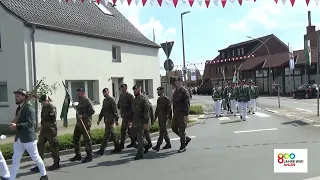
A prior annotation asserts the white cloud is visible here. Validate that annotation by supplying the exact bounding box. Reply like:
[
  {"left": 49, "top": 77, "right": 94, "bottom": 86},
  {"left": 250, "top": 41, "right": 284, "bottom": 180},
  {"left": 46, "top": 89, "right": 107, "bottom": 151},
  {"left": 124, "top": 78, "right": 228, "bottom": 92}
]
[
  {"left": 116, "top": 4, "right": 176, "bottom": 42},
  {"left": 228, "top": 0, "right": 320, "bottom": 31}
]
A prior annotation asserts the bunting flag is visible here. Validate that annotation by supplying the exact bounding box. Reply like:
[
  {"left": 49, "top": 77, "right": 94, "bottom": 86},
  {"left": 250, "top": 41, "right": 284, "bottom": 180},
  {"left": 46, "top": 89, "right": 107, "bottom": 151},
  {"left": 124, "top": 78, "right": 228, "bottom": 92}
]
[{"left": 52, "top": 0, "right": 318, "bottom": 7}]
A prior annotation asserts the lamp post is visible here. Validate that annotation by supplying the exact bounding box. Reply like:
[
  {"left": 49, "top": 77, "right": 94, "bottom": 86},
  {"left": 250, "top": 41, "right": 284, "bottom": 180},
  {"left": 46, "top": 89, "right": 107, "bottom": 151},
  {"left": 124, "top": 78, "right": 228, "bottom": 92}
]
[
  {"left": 181, "top": 11, "right": 190, "bottom": 83},
  {"left": 247, "top": 36, "right": 272, "bottom": 95}
]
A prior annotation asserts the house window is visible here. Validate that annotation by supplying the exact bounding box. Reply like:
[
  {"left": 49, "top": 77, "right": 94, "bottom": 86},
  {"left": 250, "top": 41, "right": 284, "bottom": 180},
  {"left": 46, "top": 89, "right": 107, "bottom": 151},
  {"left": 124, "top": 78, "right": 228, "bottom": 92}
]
[
  {"left": 112, "top": 45, "right": 121, "bottom": 62},
  {"left": 216, "top": 67, "right": 219, "bottom": 74},
  {"left": 232, "top": 50, "right": 235, "bottom": 57},
  {"left": 94, "top": 2, "right": 113, "bottom": 15},
  {"left": 241, "top": 48, "right": 244, "bottom": 55},
  {"left": 65, "top": 80, "right": 99, "bottom": 104},
  {"left": 221, "top": 52, "right": 225, "bottom": 59},
  {"left": 220, "top": 67, "right": 224, "bottom": 73},
  {"left": 134, "top": 79, "right": 154, "bottom": 98},
  {"left": 237, "top": 48, "right": 241, "bottom": 56},
  {"left": 0, "top": 82, "right": 8, "bottom": 104}
]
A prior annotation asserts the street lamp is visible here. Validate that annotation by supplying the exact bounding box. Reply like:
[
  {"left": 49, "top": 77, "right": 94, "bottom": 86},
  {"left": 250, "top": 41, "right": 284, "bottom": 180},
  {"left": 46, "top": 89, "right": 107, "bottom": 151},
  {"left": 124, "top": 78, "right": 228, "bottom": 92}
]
[
  {"left": 247, "top": 36, "right": 272, "bottom": 95},
  {"left": 181, "top": 11, "right": 190, "bottom": 83}
]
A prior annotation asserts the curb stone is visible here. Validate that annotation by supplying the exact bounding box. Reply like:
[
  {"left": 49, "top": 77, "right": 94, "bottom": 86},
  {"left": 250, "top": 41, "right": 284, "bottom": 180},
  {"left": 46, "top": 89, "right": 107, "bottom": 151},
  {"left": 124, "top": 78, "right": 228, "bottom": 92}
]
[
  {"left": 264, "top": 108, "right": 316, "bottom": 124},
  {"left": 5, "top": 116, "right": 201, "bottom": 165}
]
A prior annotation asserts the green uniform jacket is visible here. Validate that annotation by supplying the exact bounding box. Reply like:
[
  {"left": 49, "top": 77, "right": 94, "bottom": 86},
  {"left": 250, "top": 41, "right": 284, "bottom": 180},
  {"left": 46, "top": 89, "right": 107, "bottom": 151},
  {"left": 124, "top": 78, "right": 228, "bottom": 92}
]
[
  {"left": 223, "top": 86, "right": 230, "bottom": 100},
  {"left": 229, "top": 87, "right": 237, "bottom": 100},
  {"left": 76, "top": 97, "right": 95, "bottom": 126},
  {"left": 237, "top": 85, "right": 251, "bottom": 102},
  {"left": 132, "top": 94, "right": 150, "bottom": 127},
  {"left": 212, "top": 87, "right": 222, "bottom": 101},
  {"left": 249, "top": 86, "right": 256, "bottom": 99},
  {"left": 254, "top": 86, "right": 259, "bottom": 98},
  {"left": 15, "top": 103, "right": 37, "bottom": 143},
  {"left": 99, "top": 96, "right": 119, "bottom": 126},
  {"left": 172, "top": 87, "right": 190, "bottom": 116},
  {"left": 117, "top": 92, "right": 134, "bottom": 119},
  {"left": 155, "top": 95, "right": 172, "bottom": 121},
  {"left": 40, "top": 102, "right": 57, "bottom": 134}
]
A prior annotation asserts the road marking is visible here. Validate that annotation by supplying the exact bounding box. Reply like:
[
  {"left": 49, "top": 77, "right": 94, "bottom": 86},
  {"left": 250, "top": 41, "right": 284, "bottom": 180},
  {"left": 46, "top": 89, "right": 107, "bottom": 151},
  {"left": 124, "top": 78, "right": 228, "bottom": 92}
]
[
  {"left": 265, "top": 108, "right": 279, "bottom": 114},
  {"left": 314, "top": 125, "right": 320, "bottom": 127},
  {"left": 219, "top": 117, "right": 231, "bottom": 121},
  {"left": 233, "top": 128, "right": 278, "bottom": 134},
  {"left": 151, "top": 136, "right": 196, "bottom": 143},
  {"left": 253, "top": 112, "right": 271, "bottom": 117},
  {"left": 296, "top": 108, "right": 313, "bottom": 113},
  {"left": 237, "top": 116, "right": 250, "bottom": 119}
]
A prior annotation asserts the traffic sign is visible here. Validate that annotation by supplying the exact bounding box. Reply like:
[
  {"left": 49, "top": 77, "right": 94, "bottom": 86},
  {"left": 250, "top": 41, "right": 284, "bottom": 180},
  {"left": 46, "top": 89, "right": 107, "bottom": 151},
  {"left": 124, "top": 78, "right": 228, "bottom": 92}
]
[
  {"left": 164, "top": 59, "right": 174, "bottom": 72},
  {"left": 160, "top": 41, "right": 174, "bottom": 58}
]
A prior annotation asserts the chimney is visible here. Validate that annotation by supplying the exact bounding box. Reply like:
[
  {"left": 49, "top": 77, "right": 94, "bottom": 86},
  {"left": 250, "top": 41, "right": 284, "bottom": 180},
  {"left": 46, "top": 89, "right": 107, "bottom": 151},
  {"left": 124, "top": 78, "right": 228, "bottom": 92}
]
[{"left": 308, "top": 11, "right": 311, "bottom": 26}]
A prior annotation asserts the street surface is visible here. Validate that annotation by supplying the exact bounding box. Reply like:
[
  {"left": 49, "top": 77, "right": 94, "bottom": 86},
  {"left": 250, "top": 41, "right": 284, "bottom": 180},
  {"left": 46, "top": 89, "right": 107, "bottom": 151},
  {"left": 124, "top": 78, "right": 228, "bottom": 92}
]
[{"left": 9, "top": 95, "right": 320, "bottom": 179}]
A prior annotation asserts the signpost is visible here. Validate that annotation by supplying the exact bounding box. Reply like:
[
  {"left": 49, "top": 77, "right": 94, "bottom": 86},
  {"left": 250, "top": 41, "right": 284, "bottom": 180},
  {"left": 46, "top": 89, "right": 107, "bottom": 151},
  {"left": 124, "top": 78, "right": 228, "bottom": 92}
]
[{"left": 160, "top": 41, "right": 174, "bottom": 98}]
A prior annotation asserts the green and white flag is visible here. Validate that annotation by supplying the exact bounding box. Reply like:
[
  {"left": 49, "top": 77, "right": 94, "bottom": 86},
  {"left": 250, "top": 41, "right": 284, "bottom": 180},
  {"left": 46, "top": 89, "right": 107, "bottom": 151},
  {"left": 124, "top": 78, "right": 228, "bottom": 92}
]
[{"left": 304, "top": 40, "right": 311, "bottom": 66}]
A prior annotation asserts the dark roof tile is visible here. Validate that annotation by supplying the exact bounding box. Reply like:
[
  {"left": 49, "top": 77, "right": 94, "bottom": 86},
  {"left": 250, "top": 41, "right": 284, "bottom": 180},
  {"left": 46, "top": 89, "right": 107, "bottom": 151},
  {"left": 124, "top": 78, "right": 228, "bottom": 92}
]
[
  {"left": 239, "top": 55, "right": 266, "bottom": 71},
  {"left": 0, "top": 0, "right": 159, "bottom": 48},
  {"left": 294, "top": 49, "right": 317, "bottom": 65}
]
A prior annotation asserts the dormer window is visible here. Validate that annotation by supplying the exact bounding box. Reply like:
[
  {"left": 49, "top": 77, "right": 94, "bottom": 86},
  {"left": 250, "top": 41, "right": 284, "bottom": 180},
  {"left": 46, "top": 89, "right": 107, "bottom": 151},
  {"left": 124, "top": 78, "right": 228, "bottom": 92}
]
[
  {"left": 232, "top": 50, "right": 235, "bottom": 57},
  {"left": 221, "top": 52, "right": 225, "bottom": 59},
  {"left": 237, "top": 48, "right": 241, "bottom": 56},
  {"left": 241, "top": 48, "right": 244, "bottom": 55},
  {"left": 94, "top": 2, "right": 113, "bottom": 15}
]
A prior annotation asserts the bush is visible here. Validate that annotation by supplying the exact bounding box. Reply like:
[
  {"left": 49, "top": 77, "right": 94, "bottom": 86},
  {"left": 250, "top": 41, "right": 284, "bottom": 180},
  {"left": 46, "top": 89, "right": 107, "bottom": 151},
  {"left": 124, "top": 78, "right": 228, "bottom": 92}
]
[
  {"left": 189, "top": 105, "right": 204, "bottom": 115},
  {"left": 0, "top": 121, "right": 190, "bottom": 160}
]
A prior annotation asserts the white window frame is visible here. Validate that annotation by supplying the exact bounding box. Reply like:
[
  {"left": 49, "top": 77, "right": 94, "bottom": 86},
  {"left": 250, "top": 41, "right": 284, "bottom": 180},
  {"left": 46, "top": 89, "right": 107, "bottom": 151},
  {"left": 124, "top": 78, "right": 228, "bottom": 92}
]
[
  {"left": 112, "top": 45, "right": 121, "bottom": 62},
  {"left": 93, "top": 2, "right": 113, "bottom": 15},
  {"left": 241, "top": 47, "right": 244, "bottom": 55},
  {"left": 65, "top": 80, "right": 100, "bottom": 105},
  {"left": 0, "top": 82, "right": 8, "bottom": 106},
  {"left": 232, "top": 50, "right": 235, "bottom": 57},
  {"left": 134, "top": 79, "right": 153, "bottom": 98},
  {"left": 237, "top": 48, "right": 241, "bottom": 56}
]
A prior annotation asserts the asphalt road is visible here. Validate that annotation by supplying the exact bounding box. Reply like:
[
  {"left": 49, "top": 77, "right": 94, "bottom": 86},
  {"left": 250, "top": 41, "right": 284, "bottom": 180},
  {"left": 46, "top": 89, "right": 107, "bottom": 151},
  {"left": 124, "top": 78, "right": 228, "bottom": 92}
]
[{"left": 10, "top": 96, "right": 320, "bottom": 180}]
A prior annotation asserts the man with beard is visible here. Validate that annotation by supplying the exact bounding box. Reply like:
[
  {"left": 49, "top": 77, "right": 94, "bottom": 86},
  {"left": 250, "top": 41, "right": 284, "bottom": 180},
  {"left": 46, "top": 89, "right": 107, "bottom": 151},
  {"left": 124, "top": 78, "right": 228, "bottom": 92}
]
[
  {"left": 95, "top": 88, "right": 121, "bottom": 156},
  {"left": 172, "top": 78, "right": 191, "bottom": 153},
  {"left": 9, "top": 89, "right": 48, "bottom": 180},
  {"left": 117, "top": 84, "right": 136, "bottom": 150},
  {"left": 69, "top": 88, "right": 95, "bottom": 163},
  {"left": 152, "top": 87, "right": 172, "bottom": 151},
  {"left": 30, "top": 95, "right": 60, "bottom": 173},
  {"left": 131, "top": 85, "right": 151, "bottom": 160}
]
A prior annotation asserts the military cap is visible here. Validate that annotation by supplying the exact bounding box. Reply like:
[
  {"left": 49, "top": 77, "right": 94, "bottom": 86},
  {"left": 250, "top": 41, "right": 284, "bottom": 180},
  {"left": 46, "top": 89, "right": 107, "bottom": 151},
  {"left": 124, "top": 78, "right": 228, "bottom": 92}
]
[
  {"left": 76, "top": 88, "right": 85, "bottom": 92},
  {"left": 132, "top": 84, "right": 141, "bottom": 90},
  {"left": 249, "top": 79, "right": 254, "bottom": 83},
  {"left": 157, "top": 87, "right": 164, "bottom": 91},
  {"left": 39, "top": 94, "right": 48, "bottom": 102},
  {"left": 102, "top": 88, "right": 109, "bottom": 92},
  {"left": 13, "top": 88, "right": 28, "bottom": 96},
  {"left": 173, "top": 77, "right": 182, "bottom": 82},
  {"left": 120, "top": 84, "right": 127, "bottom": 88}
]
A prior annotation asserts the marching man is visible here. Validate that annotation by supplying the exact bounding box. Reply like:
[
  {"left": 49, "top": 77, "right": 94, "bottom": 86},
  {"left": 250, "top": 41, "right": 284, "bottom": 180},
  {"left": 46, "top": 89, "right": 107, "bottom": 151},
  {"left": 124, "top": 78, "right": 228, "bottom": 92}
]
[
  {"left": 9, "top": 89, "right": 48, "bottom": 180},
  {"left": 212, "top": 83, "right": 223, "bottom": 118},
  {"left": 248, "top": 80, "right": 258, "bottom": 114},
  {"left": 236, "top": 80, "right": 251, "bottom": 121},
  {"left": 229, "top": 83, "right": 237, "bottom": 116}
]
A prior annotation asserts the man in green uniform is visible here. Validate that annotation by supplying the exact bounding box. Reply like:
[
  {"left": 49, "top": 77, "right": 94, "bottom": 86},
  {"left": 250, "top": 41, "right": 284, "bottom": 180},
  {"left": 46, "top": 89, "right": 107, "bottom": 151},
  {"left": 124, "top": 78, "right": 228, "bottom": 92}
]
[
  {"left": 172, "top": 78, "right": 191, "bottom": 153},
  {"left": 236, "top": 80, "right": 251, "bottom": 121},
  {"left": 30, "top": 95, "right": 60, "bottom": 172},
  {"left": 69, "top": 88, "right": 95, "bottom": 163},
  {"left": 95, "top": 88, "right": 121, "bottom": 156},
  {"left": 212, "top": 83, "right": 223, "bottom": 118},
  {"left": 131, "top": 85, "right": 150, "bottom": 160},
  {"left": 248, "top": 80, "right": 256, "bottom": 114},
  {"left": 152, "top": 87, "right": 172, "bottom": 151},
  {"left": 229, "top": 83, "right": 237, "bottom": 116},
  {"left": 118, "top": 84, "right": 136, "bottom": 150},
  {"left": 223, "top": 82, "right": 231, "bottom": 113}
]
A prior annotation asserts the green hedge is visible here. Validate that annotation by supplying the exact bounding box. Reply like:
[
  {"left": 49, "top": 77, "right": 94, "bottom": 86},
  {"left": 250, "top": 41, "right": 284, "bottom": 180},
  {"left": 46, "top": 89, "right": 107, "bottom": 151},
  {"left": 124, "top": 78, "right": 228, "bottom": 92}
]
[
  {"left": 189, "top": 105, "right": 204, "bottom": 115},
  {"left": 0, "top": 119, "right": 196, "bottom": 160}
]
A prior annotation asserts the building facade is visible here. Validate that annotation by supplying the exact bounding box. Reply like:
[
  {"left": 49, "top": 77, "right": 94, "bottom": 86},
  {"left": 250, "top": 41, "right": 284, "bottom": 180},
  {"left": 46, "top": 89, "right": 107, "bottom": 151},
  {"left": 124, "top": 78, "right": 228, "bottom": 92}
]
[{"left": 0, "top": 1, "right": 160, "bottom": 124}]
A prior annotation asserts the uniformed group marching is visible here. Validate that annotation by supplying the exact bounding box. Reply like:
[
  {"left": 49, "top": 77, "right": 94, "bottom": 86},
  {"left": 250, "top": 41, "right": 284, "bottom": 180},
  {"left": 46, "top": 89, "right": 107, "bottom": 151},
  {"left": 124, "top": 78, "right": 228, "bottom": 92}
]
[
  {"left": 212, "top": 79, "right": 259, "bottom": 121},
  {"left": 2, "top": 78, "right": 192, "bottom": 180}
]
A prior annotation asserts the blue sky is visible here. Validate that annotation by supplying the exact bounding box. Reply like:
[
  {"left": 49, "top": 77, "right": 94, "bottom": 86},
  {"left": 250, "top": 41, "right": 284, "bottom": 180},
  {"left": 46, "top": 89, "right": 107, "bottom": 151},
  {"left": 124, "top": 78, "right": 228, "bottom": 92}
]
[{"left": 116, "top": 0, "right": 320, "bottom": 74}]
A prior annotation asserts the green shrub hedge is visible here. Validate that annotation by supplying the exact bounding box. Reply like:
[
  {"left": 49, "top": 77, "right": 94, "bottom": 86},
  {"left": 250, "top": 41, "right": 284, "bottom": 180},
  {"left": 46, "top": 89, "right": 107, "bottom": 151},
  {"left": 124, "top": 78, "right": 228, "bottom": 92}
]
[
  {"left": 0, "top": 117, "right": 198, "bottom": 160},
  {"left": 189, "top": 105, "right": 204, "bottom": 115}
]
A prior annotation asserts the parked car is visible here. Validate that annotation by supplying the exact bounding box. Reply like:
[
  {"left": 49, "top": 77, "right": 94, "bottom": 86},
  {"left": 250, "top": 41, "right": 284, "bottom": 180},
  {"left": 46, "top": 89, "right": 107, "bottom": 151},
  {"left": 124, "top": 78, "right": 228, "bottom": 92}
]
[{"left": 292, "top": 84, "right": 318, "bottom": 99}]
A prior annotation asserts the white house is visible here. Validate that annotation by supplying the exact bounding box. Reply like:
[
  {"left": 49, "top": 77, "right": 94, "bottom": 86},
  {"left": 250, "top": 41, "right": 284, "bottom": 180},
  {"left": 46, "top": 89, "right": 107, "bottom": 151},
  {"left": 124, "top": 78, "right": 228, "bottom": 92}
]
[{"left": 0, "top": 0, "right": 160, "bottom": 125}]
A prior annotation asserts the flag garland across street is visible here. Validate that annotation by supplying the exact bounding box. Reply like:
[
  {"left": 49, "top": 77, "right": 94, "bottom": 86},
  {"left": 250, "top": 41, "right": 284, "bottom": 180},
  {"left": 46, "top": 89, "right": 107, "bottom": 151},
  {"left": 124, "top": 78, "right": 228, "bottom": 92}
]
[{"left": 54, "top": 0, "right": 319, "bottom": 7}]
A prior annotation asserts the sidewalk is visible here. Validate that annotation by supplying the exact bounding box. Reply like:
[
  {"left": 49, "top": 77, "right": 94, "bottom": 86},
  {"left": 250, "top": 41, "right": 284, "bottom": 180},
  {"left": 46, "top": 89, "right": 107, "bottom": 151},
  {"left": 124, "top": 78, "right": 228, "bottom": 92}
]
[
  {"left": 0, "top": 114, "right": 201, "bottom": 145},
  {"left": 265, "top": 107, "right": 320, "bottom": 124}
]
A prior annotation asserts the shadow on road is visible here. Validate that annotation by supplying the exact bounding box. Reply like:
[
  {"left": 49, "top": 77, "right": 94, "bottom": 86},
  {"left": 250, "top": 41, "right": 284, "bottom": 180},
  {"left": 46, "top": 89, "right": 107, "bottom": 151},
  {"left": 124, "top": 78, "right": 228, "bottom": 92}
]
[{"left": 281, "top": 120, "right": 309, "bottom": 126}]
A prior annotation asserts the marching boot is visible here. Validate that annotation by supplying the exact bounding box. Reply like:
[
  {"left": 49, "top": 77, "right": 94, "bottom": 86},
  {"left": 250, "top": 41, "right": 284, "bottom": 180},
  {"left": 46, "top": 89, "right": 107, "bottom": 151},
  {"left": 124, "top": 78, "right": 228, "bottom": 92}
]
[
  {"left": 94, "top": 149, "right": 104, "bottom": 156},
  {"left": 162, "top": 143, "right": 172, "bottom": 149},
  {"left": 178, "top": 145, "right": 186, "bottom": 153},
  {"left": 111, "top": 144, "right": 121, "bottom": 153},
  {"left": 119, "top": 141, "right": 125, "bottom": 150},
  {"left": 69, "top": 154, "right": 82, "bottom": 162},
  {"left": 1, "top": 177, "right": 9, "bottom": 180},
  {"left": 40, "top": 175, "right": 48, "bottom": 180},
  {"left": 152, "top": 144, "right": 160, "bottom": 151},
  {"left": 134, "top": 152, "right": 144, "bottom": 160},
  {"left": 144, "top": 143, "right": 152, "bottom": 154},
  {"left": 127, "top": 142, "right": 137, "bottom": 148},
  {"left": 82, "top": 154, "right": 93, "bottom": 163},
  {"left": 30, "top": 166, "right": 39, "bottom": 172},
  {"left": 48, "top": 162, "right": 60, "bottom": 171}
]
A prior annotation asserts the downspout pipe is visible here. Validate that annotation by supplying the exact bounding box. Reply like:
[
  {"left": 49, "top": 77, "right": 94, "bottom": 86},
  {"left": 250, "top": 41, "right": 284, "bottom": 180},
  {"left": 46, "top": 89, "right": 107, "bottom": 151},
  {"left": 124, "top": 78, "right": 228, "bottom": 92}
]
[{"left": 31, "top": 25, "right": 39, "bottom": 131}]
